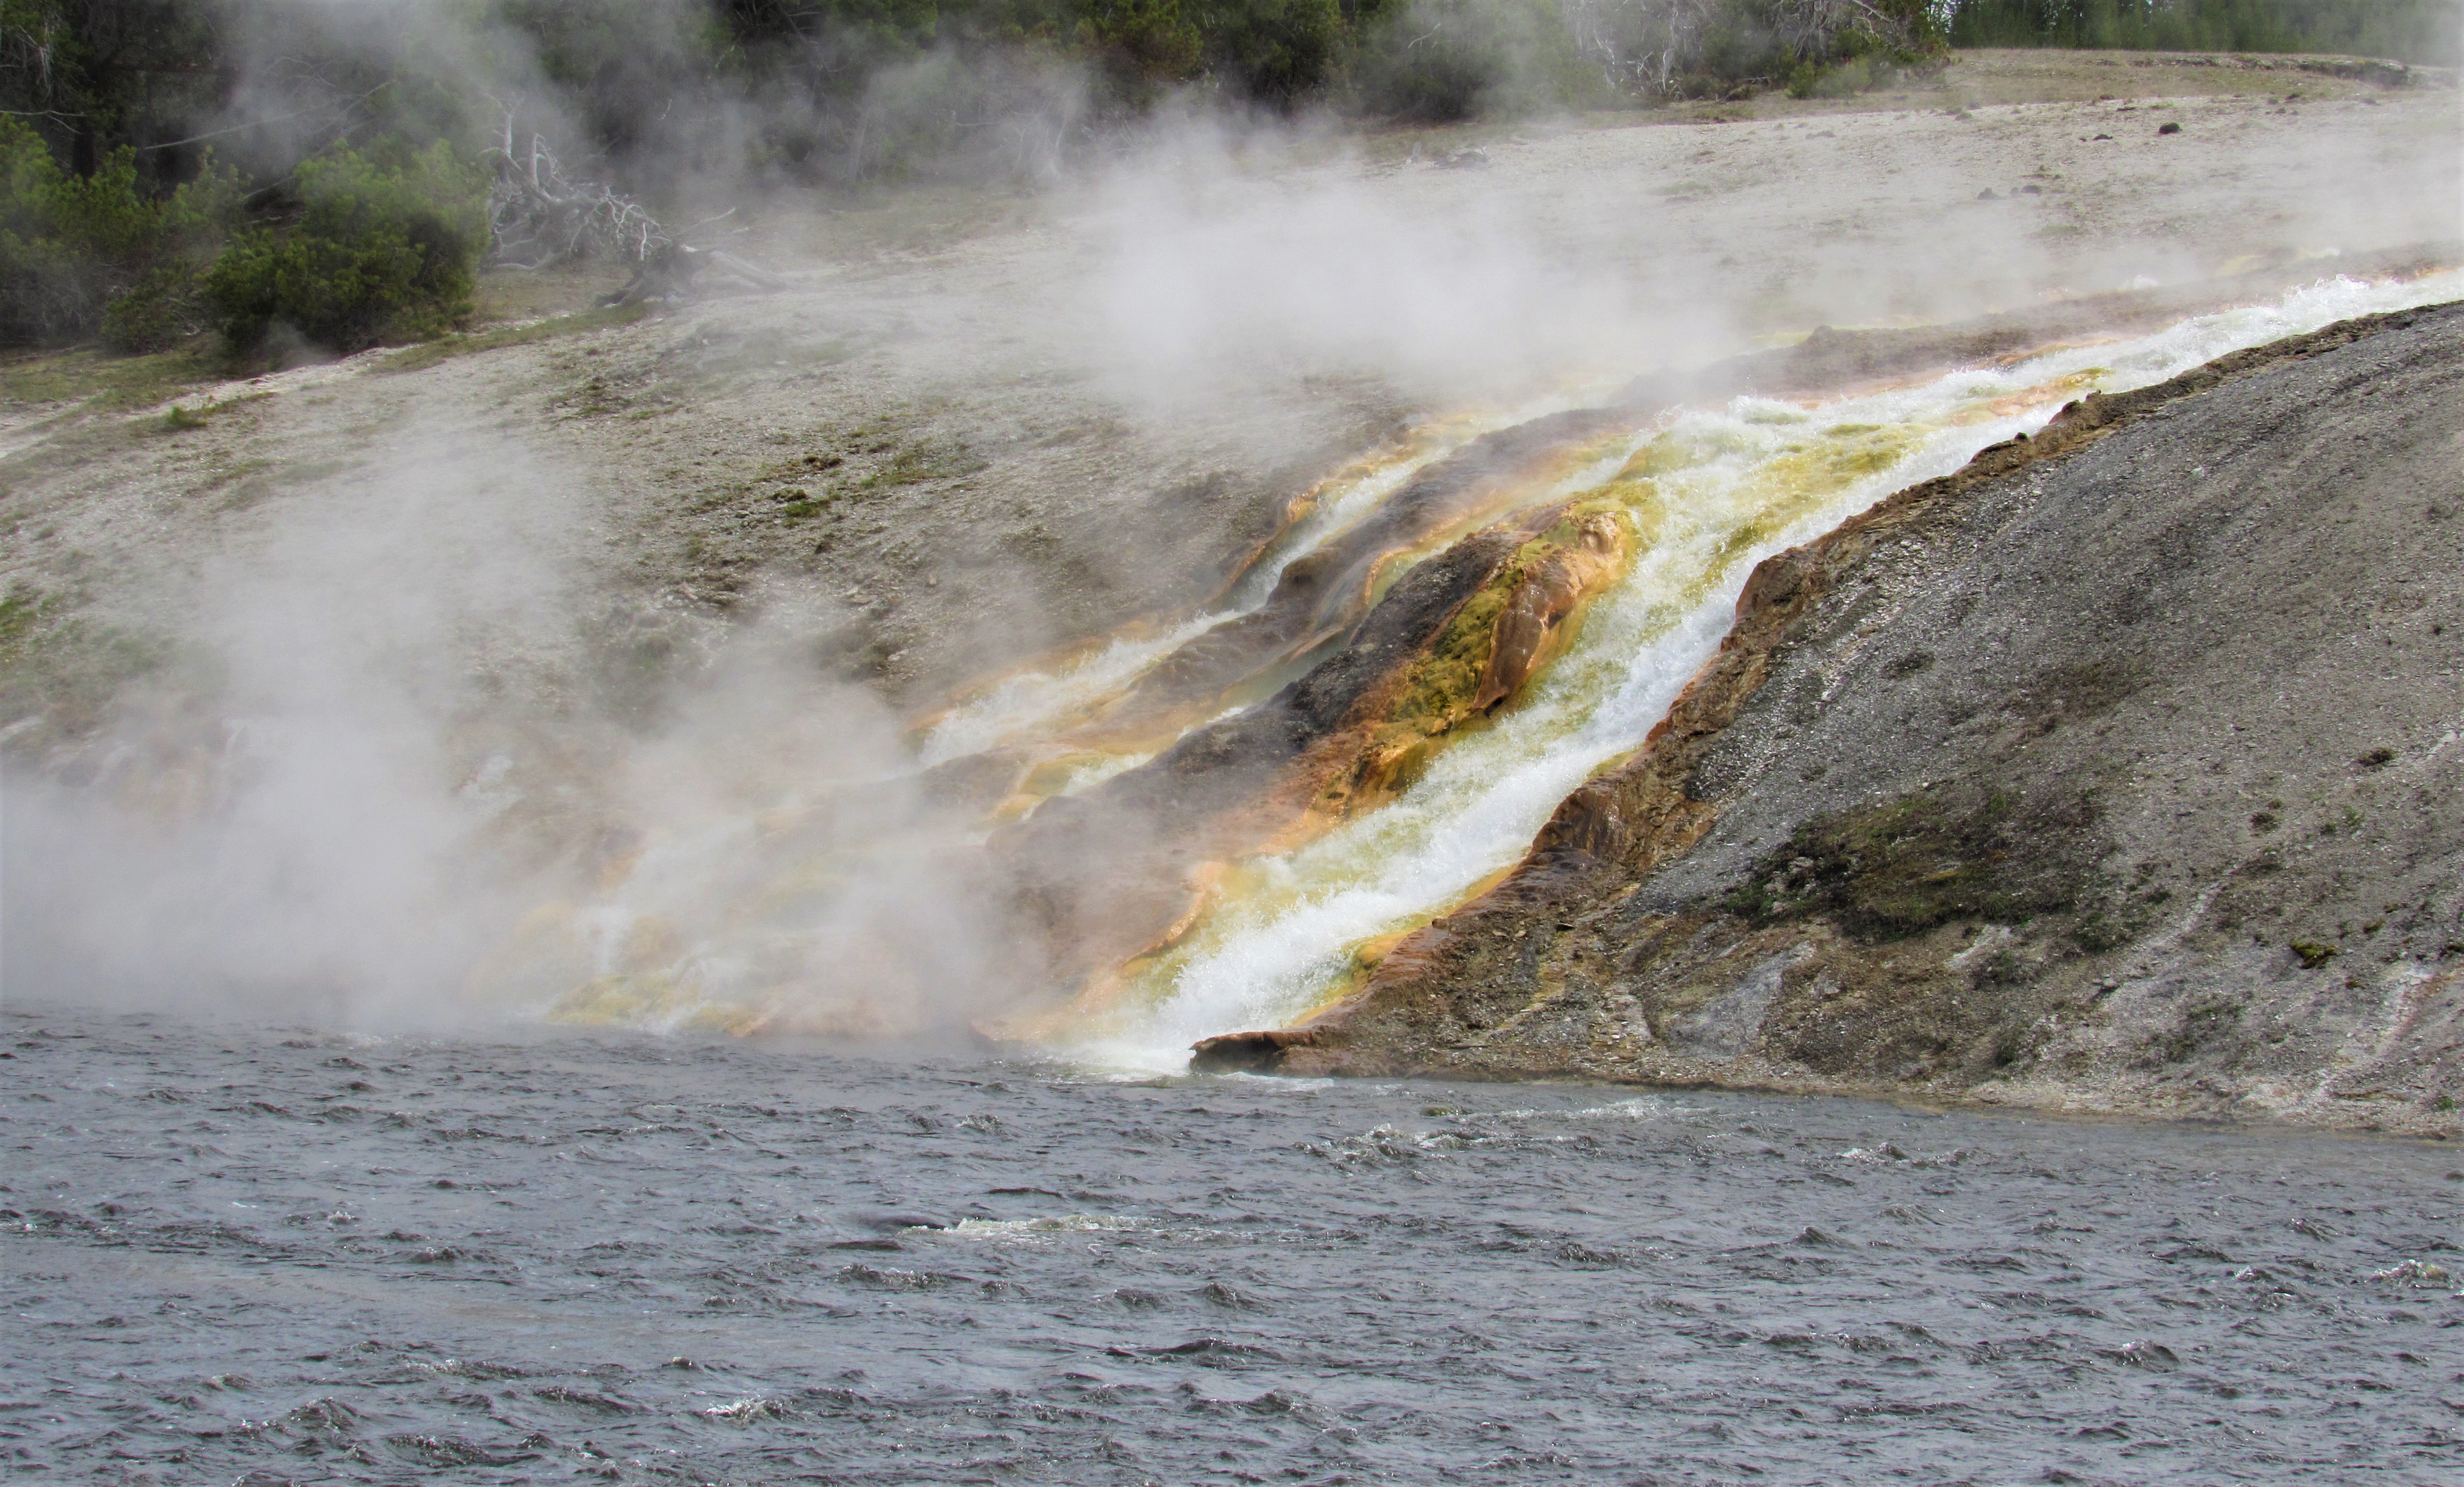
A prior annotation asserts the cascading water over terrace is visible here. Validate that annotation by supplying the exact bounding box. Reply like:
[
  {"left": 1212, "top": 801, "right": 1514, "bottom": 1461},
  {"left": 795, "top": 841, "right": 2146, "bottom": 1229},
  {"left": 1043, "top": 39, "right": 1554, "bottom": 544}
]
[{"left": 503, "top": 269, "right": 2464, "bottom": 1058}]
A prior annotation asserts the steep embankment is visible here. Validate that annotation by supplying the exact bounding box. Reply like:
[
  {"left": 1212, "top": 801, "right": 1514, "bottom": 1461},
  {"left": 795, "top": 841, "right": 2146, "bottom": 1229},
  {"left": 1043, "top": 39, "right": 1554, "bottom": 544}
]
[{"left": 1196, "top": 303, "right": 2464, "bottom": 1136}]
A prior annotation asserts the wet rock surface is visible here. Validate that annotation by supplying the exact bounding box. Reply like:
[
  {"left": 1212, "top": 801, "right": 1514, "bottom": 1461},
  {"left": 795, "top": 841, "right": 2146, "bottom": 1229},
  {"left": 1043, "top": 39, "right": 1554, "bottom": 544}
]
[
  {"left": 1087, "top": 408, "right": 1639, "bottom": 741},
  {"left": 994, "top": 508, "right": 1563, "bottom": 997},
  {"left": 1213, "top": 301, "right": 2464, "bottom": 1135}
]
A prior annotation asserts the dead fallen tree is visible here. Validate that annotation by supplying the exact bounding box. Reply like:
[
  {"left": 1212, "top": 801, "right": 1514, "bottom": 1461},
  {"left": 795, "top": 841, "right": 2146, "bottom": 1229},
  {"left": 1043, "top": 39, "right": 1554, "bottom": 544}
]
[
  {"left": 485, "top": 113, "right": 790, "bottom": 305},
  {"left": 598, "top": 234, "right": 792, "bottom": 307},
  {"left": 486, "top": 115, "right": 666, "bottom": 269}
]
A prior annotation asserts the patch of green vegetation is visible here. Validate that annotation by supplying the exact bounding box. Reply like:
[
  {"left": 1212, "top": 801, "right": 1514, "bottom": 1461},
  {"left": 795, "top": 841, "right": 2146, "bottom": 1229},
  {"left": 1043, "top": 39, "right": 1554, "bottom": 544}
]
[
  {"left": 1727, "top": 783, "right": 2097, "bottom": 941},
  {"left": 569, "top": 373, "right": 629, "bottom": 417},
  {"left": 137, "top": 390, "right": 268, "bottom": 439},
  {"left": 211, "top": 457, "right": 352, "bottom": 513},
  {"left": 0, "top": 582, "right": 169, "bottom": 740},
  {"left": 2151, "top": 993, "right": 2245, "bottom": 1064},
  {"left": 2072, "top": 907, "right": 2131, "bottom": 954},
  {"left": 1786, "top": 53, "right": 1909, "bottom": 101},
  {"left": 2290, "top": 939, "right": 2336, "bottom": 969},
  {"left": 0, "top": 380, "right": 263, "bottom": 474},
  {"left": 2011, "top": 658, "right": 2147, "bottom": 733},
  {"left": 0, "top": 585, "right": 46, "bottom": 650},
  {"left": 1948, "top": 0, "right": 2457, "bottom": 66},
  {"left": 860, "top": 437, "right": 988, "bottom": 490},
  {"left": 0, "top": 341, "right": 222, "bottom": 413},
  {"left": 379, "top": 300, "right": 650, "bottom": 373},
  {"left": 194, "top": 457, "right": 275, "bottom": 494},
  {"left": 769, "top": 481, "right": 840, "bottom": 521},
  {"left": 760, "top": 451, "right": 846, "bottom": 481}
]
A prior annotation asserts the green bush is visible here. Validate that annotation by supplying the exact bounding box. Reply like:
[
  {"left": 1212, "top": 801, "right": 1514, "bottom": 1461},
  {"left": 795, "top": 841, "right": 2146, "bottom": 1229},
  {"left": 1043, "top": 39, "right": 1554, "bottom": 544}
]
[
  {"left": 1788, "top": 53, "right": 1905, "bottom": 99},
  {"left": 204, "top": 142, "right": 488, "bottom": 355},
  {"left": 1203, "top": 0, "right": 1354, "bottom": 104},
  {"left": 1079, "top": 0, "right": 1207, "bottom": 83},
  {"left": 0, "top": 119, "right": 240, "bottom": 351},
  {"left": 1350, "top": 0, "right": 1593, "bottom": 120}
]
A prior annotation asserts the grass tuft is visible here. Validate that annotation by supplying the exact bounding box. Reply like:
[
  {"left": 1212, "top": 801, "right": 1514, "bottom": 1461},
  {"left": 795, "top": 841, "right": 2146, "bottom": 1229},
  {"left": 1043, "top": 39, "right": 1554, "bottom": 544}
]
[{"left": 379, "top": 300, "right": 650, "bottom": 374}]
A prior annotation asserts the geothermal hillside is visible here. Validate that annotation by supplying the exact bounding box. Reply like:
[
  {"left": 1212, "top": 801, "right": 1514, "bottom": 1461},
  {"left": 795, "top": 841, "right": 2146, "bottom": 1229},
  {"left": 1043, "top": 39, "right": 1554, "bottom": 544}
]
[{"left": 4, "top": 52, "right": 2460, "bottom": 1135}]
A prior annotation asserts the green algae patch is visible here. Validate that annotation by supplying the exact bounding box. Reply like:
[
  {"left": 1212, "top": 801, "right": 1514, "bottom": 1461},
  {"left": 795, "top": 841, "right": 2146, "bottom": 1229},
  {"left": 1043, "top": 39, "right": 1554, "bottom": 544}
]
[
  {"left": 1726, "top": 784, "right": 2098, "bottom": 943},
  {"left": 1403, "top": 515, "right": 1589, "bottom": 709},
  {"left": 1326, "top": 504, "right": 1637, "bottom": 812},
  {"left": 2290, "top": 939, "right": 2337, "bottom": 969},
  {"left": 1762, "top": 421, "right": 1925, "bottom": 488},
  {"left": 0, "top": 583, "right": 173, "bottom": 746}
]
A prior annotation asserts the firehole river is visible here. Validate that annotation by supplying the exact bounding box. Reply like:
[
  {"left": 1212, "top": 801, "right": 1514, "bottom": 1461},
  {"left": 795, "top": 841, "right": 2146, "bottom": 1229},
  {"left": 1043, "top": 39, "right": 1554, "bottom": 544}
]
[{"left": 6, "top": 1012, "right": 2459, "bottom": 1485}]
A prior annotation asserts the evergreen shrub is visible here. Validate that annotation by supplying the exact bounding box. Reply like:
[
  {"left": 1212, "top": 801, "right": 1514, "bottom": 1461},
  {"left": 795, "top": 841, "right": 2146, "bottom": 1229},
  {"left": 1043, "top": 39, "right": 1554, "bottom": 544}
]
[
  {"left": 0, "top": 119, "right": 240, "bottom": 351},
  {"left": 204, "top": 142, "right": 489, "bottom": 355}
]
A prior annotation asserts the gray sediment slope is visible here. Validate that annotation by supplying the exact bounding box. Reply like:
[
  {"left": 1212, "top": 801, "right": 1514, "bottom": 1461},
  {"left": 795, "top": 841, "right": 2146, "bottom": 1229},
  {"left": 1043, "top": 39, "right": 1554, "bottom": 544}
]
[{"left": 1200, "top": 302, "right": 2464, "bottom": 1136}]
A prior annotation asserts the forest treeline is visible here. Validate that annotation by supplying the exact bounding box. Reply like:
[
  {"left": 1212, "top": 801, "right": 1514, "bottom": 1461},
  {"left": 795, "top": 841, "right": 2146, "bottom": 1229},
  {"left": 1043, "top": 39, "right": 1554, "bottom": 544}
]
[
  {"left": 12, "top": 1, "right": 1955, "bottom": 186},
  {"left": 1, "top": 0, "right": 2451, "bottom": 357},
  {"left": 1947, "top": 1, "right": 2456, "bottom": 60}
]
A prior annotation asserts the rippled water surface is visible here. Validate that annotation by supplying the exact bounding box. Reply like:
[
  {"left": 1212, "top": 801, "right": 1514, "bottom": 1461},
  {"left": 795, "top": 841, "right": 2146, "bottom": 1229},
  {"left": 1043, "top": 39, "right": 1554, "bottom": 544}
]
[{"left": 9, "top": 1011, "right": 2461, "bottom": 1484}]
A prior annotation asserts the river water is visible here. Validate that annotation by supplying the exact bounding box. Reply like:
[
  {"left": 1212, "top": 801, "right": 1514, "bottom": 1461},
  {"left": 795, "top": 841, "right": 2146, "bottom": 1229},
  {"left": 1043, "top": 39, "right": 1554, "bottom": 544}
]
[{"left": 8, "top": 1007, "right": 2459, "bottom": 1485}]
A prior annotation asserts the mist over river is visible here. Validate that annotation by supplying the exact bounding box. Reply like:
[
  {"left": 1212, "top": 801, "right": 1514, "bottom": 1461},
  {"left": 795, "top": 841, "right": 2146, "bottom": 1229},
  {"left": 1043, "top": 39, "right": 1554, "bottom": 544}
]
[{"left": 6, "top": 1007, "right": 2459, "bottom": 1485}]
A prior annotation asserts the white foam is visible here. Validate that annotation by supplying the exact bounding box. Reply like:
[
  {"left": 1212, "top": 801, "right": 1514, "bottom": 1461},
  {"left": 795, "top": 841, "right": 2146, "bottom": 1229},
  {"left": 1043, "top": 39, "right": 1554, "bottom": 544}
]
[{"left": 942, "top": 1214, "right": 1156, "bottom": 1241}]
